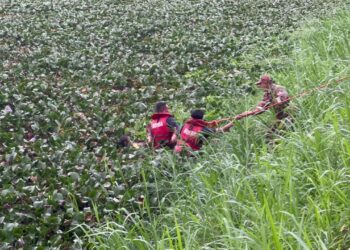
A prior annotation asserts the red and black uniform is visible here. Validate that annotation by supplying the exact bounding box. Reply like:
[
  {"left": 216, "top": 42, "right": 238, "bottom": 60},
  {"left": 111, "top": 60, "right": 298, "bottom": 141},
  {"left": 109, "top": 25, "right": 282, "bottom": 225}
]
[
  {"left": 147, "top": 112, "right": 178, "bottom": 148},
  {"left": 175, "top": 118, "right": 213, "bottom": 152}
]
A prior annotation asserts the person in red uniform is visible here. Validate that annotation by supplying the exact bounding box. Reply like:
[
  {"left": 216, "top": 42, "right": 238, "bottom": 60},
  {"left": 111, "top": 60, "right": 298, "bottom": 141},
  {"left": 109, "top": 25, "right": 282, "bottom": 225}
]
[
  {"left": 175, "top": 109, "right": 233, "bottom": 153},
  {"left": 146, "top": 101, "right": 179, "bottom": 149},
  {"left": 235, "top": 75, "right": 290, "bottom": 120}
]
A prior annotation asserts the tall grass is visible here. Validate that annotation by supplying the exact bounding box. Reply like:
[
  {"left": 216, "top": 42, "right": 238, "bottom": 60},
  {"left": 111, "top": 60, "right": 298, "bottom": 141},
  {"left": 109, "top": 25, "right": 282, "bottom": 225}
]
[{"left": 83, "top": 10, "right": 350, "bottom": 250}]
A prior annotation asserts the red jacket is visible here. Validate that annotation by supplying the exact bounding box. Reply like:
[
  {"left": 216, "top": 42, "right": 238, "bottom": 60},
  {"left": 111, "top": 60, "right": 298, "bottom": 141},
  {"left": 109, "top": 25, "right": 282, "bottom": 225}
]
[
  {"left": 179, "top": 118, "right": 208, "bottom": 151},
  {"left": 148, "top": 112, "right": 174, "bottom": 148}
]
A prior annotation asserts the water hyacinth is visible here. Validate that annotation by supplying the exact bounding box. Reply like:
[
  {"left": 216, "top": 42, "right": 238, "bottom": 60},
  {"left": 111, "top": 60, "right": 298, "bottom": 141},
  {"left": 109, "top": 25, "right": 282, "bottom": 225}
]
[{"left": 1, "top": 0, "right": 350, "bottom": 248}]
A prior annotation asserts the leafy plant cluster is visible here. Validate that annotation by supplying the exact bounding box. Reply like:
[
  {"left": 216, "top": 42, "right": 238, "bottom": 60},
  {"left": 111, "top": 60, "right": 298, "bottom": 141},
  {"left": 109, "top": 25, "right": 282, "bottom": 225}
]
[
  {"left": 86, "top": 10, "right": 350, "bottom": 249},
  {"left": 0, "top": 0, "right": 348, "bottom": 248}
]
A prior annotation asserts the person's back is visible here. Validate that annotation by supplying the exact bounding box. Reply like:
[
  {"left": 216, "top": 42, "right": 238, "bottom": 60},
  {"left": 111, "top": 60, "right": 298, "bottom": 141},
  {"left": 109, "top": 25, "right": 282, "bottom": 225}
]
[
  {"left": 147, "top": 101, "right": 179, "bottom": 149},
  {"left": 180, "top": 117, "right": 210, "bottom": 151},
  {"left": 175, "top": 109, "right": 233, "bottom": 153}
]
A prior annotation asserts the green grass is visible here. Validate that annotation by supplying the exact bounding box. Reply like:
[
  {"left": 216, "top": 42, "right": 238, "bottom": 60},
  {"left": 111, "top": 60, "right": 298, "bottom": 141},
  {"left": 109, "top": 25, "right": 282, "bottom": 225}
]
[
  {"left": 84, "top": 10, "right": 350, "bottom": 250},
  {"left": 1, "top": 1, "right": 350, "bottom": 248}
]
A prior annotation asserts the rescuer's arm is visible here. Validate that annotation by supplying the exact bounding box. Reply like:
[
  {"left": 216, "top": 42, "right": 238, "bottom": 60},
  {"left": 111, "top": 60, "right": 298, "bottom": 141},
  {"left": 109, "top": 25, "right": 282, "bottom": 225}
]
[
  {"left": 146, "top": 125, "right": 152, "bottom": 144},
  {"left": 234, "top": 95, "right": 269, "bottom": 120},
  {"left": 234, "top": 109, "right": 264, "bottom": 120},
  {"left": 170, "top": 128, "right": 177, "bottom": 144},
  {"left": 216, "top": 121, "right": 234, "bottom": 132},
  {"left": 167, "top": 117, "right": 179, "bottom": 144}
]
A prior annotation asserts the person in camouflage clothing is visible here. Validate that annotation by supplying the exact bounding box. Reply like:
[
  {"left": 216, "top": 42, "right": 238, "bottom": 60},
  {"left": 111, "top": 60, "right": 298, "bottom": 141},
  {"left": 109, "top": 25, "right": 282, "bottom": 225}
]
[
  {"left": 255, "top": 74, "right": 289, "bottom": 120},
  {"left": 235, "top": 75, "right": 292, "bottom": 144},
  {"left": 236, "top": 75, "right": 290, "bottom": 120}
]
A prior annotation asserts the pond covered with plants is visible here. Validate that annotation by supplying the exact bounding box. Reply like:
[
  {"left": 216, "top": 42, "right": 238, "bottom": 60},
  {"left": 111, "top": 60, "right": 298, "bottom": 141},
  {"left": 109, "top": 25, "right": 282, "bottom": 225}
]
[{"left": 0, "top": 0, "right": 348, "bottom": 248}]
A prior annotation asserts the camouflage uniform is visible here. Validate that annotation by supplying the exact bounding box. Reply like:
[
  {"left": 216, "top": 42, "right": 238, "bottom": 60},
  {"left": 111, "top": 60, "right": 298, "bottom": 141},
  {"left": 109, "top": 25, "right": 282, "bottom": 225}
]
[
  {"left": 257, "top": 84, "right": 289, "bottom": 120},
  {"left": 257, "top": 83, "right": 294, "bottom": 144}
]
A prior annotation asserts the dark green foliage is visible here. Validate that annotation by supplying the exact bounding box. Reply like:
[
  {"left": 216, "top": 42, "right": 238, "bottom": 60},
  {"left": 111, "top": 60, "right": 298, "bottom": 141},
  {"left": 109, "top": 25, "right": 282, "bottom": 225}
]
[{"left": 0, "top": 0, "right": 349, "bottom": 248}]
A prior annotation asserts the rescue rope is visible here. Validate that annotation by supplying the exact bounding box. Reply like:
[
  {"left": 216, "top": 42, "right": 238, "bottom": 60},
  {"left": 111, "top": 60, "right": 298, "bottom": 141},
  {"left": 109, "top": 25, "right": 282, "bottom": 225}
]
[{"left": 212, "top": 76, "right": 350, "bottom": 124}]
